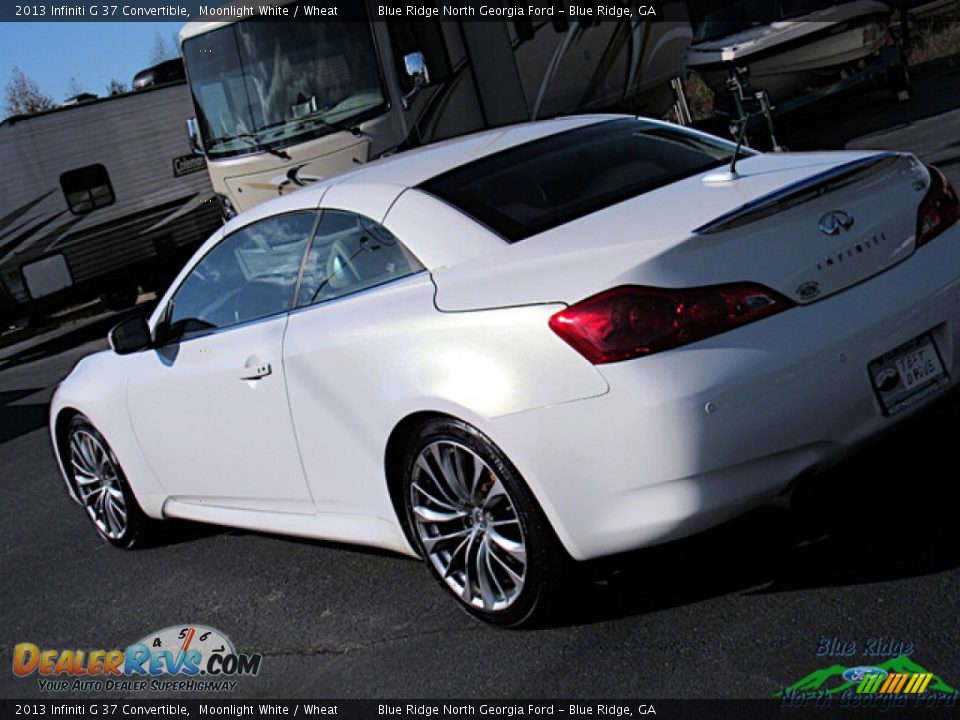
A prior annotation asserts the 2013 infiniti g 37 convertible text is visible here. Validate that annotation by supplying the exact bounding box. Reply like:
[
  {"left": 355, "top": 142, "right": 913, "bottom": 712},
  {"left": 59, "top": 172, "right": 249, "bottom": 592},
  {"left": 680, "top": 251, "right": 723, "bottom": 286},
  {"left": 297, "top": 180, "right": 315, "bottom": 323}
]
[{"left": 50, "top": 116, "right": 960, "bottom": 625}]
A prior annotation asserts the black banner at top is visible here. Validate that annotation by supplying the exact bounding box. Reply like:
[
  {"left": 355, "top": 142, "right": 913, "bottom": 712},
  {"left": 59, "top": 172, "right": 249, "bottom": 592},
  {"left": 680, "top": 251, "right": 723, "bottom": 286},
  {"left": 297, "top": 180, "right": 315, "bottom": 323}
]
[
  {"left": 7, "top": 0, "right": 960, "bottom": 24},
  {"left": 3, "top": 0, "right": 670, "bottom": 23}
]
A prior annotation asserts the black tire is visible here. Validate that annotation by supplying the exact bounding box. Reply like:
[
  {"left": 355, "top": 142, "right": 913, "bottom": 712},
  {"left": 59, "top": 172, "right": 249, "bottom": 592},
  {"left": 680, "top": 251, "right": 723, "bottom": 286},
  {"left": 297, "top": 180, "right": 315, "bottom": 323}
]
[
  {"left": 64, "top": 415, "right": 158, "bottom": 549},
  {"left": 400, "top": 417, "right": 566, "bottom": 627}
]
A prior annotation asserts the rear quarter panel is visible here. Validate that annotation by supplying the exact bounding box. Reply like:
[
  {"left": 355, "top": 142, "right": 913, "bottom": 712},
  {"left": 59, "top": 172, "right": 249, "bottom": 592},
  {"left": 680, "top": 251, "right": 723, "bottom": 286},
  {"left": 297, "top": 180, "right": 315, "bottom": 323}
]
[{"left": 281, "top": 274, "right": 609, "bottom": 521}]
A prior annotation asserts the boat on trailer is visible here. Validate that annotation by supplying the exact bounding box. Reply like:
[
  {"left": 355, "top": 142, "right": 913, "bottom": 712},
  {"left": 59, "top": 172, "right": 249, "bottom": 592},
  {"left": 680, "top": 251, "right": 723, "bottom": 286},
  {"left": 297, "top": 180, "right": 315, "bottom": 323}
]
[{"left": 683, "top": 0, "right": 896, "bottom": 104}]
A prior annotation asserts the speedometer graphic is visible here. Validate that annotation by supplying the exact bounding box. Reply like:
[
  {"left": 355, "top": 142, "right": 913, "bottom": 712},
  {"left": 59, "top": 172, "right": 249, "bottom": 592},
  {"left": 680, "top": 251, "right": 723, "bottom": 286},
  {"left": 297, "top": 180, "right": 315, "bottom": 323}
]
[{"left": 134, "top": 624, "right": 235, "bottom": 673}]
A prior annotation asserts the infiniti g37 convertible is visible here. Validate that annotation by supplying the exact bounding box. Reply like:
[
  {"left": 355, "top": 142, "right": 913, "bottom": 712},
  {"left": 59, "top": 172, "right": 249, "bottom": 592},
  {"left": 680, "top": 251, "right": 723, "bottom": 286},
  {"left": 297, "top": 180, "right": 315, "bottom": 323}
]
[{"left": 51, "top": 116, "right": 960, "bottom": 625}]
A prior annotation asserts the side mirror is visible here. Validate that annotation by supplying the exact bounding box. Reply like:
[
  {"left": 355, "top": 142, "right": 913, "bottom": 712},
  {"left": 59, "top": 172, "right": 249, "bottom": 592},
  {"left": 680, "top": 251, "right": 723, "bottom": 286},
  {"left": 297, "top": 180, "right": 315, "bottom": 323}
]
[
  {"left": 401, "top": 51, "right": 431, "bottom": 111},
  {"left": 109, "top": 316, "right": 152, "bottom": 355},
  {"left": 186, "top": 117, "right": 205, "bottom": 157}
]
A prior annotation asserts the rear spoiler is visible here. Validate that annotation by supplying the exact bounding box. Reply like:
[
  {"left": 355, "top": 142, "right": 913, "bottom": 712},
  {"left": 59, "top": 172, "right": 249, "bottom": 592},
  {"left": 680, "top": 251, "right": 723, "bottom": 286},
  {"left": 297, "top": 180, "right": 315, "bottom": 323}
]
[{"left": 693, "top": 152, "right": 901, "bottom": 235}]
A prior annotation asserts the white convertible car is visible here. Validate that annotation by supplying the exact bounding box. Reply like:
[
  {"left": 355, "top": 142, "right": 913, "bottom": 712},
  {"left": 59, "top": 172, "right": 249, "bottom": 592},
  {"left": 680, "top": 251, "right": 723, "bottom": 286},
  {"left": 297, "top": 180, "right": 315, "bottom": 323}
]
[{"left": 51, "top": 116, "right": 960, "bottom": 625}]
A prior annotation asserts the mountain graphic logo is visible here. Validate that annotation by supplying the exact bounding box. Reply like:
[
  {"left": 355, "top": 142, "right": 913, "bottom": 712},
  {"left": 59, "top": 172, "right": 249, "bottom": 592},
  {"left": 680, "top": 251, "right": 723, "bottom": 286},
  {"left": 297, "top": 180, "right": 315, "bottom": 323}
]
[{"left": 775, "top": 655, "right": 957, "bottom": 698}]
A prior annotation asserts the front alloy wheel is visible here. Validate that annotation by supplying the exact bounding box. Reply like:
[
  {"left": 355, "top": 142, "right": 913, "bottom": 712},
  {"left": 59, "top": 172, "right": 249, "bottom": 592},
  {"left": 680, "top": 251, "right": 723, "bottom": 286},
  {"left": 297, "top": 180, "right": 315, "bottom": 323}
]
[
  {"left": 402, "top": 418, "right": 563, "bottom": 626},
  {"left": 65, "top": 416, "right": 154, "bottom": 549},
  {"left": 70, "top": 427, "right": 128, "bottom": 539}
]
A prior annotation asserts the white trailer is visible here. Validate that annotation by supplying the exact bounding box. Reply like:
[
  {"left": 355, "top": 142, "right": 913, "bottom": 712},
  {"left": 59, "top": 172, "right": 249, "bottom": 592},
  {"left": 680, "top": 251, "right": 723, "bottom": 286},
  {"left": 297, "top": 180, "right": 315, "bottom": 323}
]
[{"left": 0, "top": 76, "right": 222, "bottom": 325}]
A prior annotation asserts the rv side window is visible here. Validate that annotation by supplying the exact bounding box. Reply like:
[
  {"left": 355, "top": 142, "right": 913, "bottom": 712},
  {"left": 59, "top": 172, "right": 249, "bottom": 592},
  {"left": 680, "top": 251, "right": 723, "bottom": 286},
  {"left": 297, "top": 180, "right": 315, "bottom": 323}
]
[{"left": 60, "top": 164, "right": 115, "bottom": 215}]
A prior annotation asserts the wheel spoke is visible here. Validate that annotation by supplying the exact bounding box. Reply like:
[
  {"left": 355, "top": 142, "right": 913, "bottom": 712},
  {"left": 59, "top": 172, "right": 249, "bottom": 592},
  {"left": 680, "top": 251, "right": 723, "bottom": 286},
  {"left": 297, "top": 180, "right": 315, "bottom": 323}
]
[
  {"left": 91, "top": 487, "right": 108, "bottom": 529},
  {"left": 469, "top": 455, "right": 486, "bottom": 504},
  {"left": 108, "top": 495, "right": 127, "bottom": 521},
  {"left": 97, "top": 487, "right": 108, "bottom": 515},
  {"left": 481, "top": 476, "right": 508, "bottom": 509},
  {"left": 421, "top": 527, "right": 472, "bottom": 554},
  {"left": 482, "top": 537, "right": 507, "bottom": 600},
  {"left": 460, "top": 530, "right": 478, "bottom": 603},
  {"left": 70, "top": 461, "right": 99, "bottom": 486},
  {"left": 81, "top": 487, "right": 98, "bottom": 513},
  {"left": 488, "top": 543, "right": 524, "bottom": 585},
  {"left": 415, "top": 455, "right": 461, "bottom": 509},
  {"left": 78, "top": 484, "right": 100, "bottom": 504},
  {"left": 433, "top": 444, "right": 471, "bottom": 504},
  {"left": 413, "top": 504, "right": 467, "bottom": 523},
  {"left": 474, "top": 540, "right": 497, "bottom": 611},
  {"left": 70, "top": 436, "right": 97, "bottom": 476},
  {"left": 452, "top": 448, "right": 473, "bottom": 503},
  {"left": 487, "top": 527, "right": 526, "bottom": 564},
  {"left": 81, "top": 434, "right": 100, "bottom": 472},
  {"left": 411, "top": 482, "right": 461, "bottom": 513},
  {"left": 443, "top": 533, "right": 472, "bottom": 580},
  {"left": 104, "top": 496, "right": 121, "bottom": 535}
]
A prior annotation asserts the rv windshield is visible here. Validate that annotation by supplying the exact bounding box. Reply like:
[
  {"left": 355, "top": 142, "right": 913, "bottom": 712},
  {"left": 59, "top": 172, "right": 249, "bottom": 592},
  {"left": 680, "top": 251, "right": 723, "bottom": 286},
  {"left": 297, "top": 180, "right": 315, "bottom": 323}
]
[{"left": 182, "top": 12, "right": 385, "bottom": 158}]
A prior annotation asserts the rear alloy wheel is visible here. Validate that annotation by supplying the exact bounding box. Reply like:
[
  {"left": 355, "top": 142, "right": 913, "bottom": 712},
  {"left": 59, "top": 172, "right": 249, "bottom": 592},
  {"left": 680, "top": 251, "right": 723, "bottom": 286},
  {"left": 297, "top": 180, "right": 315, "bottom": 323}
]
[
  {"left": 402, "top": 418, "right": 564, "bottom": 626},
  {"left": 65, "top": 416, "right": 155, "bottom": 549}
]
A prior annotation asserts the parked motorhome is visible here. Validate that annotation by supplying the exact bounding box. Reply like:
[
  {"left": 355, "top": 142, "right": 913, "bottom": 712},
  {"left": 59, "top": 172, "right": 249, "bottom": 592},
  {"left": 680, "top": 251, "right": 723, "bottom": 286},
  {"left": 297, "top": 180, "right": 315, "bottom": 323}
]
[
  {"left": 179, "top": 2, "right": 696, "bottom": 214},
  {"left": 0, "top": 73, "right": 222, "bottom": 327}
]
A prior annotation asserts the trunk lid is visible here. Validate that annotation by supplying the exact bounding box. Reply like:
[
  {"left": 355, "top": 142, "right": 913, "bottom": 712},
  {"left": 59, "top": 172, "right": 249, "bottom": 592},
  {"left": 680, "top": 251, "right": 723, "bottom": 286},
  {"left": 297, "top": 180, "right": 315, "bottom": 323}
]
[{"left": 432, "top": 150, "right": 930, "bottom": 311}]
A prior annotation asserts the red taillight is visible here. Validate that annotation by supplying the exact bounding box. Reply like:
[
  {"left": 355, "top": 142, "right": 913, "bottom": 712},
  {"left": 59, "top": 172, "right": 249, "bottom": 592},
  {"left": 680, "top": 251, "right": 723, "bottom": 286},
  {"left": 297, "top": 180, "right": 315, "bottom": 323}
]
[
  {"left": 917, "top": 165, "right": 960, "bottom": 247},
  {"left": 549, "top": 284, "right": 794, "bottom": 364}
]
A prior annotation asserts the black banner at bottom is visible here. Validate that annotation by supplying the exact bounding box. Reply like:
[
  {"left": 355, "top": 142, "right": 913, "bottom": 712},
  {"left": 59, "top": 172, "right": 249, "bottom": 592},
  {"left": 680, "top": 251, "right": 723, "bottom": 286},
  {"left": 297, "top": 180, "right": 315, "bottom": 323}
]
[{"left": 3, "top": 699, "right": 960, "bottom": 720}]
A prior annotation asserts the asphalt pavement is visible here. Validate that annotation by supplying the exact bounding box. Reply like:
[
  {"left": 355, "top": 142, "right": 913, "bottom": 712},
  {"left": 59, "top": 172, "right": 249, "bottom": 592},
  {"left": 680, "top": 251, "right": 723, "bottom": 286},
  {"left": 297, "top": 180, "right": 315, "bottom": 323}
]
[{"left": 2, "top": 67, "right": 960, "bottom": 701}]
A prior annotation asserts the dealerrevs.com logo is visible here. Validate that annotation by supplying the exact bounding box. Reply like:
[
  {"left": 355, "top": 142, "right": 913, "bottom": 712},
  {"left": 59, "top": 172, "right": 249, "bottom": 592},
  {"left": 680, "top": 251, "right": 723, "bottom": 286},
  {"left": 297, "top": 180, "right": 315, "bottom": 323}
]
[{"left": 13, "top": 625, "right": 262, "bottom": 692}]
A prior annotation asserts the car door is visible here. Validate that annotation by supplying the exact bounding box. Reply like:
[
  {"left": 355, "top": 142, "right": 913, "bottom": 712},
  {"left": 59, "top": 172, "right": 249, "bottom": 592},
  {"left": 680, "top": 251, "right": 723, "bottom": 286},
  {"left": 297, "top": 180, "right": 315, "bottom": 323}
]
[
  {"left": 125, "top": 211, "right": 319, "bottom": 513},
  {"left": 283, "top": 209, "right": 426, "bottom": 514}
]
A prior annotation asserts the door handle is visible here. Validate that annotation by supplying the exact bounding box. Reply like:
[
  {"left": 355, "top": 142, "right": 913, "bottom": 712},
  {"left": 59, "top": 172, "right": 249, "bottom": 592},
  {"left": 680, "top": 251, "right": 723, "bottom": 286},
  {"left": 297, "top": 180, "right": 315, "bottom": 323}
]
[{"left": 240, "top": 362, "right": 272, "bottom": 381}]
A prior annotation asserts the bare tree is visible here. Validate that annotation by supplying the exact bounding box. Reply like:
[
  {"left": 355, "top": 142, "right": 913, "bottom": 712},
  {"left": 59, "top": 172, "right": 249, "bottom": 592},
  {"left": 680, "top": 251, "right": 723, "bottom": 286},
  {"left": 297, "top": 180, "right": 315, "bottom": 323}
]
[
  {"left": 66, "top": 77, "right": 84, "bottom": 99},
  {"left": 4, "top": 66, "right": 55, "bottom": 117},
  {"left": 106, "top": 79, "right": 127, "bottom": 96},
  {"left": 149, "top": 32, "right": 179, "bottom": 65}
]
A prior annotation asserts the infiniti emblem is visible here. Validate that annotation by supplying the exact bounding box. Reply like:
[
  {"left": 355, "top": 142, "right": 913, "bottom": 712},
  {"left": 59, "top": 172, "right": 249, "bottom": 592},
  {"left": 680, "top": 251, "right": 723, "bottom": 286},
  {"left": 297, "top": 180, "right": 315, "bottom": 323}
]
[{"left": 818, "top": 210, "right": 855, "bottom": 236}]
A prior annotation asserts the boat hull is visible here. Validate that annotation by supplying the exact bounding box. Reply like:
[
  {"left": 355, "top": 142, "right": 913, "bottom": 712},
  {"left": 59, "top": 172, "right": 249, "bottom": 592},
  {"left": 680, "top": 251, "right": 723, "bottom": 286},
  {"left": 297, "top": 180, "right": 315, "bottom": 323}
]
[{"left": 684, "top": 2, "right": 892, "bottom": 103}]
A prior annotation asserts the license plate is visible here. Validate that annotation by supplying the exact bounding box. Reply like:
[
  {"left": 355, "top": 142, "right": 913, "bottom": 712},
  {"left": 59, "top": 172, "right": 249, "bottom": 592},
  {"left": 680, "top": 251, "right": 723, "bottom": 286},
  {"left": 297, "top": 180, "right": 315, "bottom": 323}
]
[{"left": 868, "top": 332, "right": 950, "bottom": 416}]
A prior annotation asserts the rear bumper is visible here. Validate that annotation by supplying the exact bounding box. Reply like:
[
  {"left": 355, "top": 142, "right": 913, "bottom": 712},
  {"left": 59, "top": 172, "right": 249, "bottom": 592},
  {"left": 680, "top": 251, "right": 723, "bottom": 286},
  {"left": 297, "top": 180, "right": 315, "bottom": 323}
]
[{"left": 487, "top": 226, "right": 960, "bottom": 561}]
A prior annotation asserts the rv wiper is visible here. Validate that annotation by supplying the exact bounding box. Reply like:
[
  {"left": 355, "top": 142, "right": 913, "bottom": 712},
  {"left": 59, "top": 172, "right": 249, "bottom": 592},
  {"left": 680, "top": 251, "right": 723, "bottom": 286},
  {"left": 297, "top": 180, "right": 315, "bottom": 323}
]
[
  {"left": 208, "top": 132, "right": 290, "bottom": 159},
  {"left": 208, "top": 132, "right": 258, "bottom": 147},
  {"left": 285, "top": 111, "right": 363, "bottom": 138}
]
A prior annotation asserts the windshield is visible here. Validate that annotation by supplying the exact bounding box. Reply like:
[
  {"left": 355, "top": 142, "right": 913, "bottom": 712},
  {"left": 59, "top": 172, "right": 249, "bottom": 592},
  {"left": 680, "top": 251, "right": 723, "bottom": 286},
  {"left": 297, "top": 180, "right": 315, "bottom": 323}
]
[
  {"left": 419, "top": 119, "right": 740, "bottom": 243},
  {"left": 182, "top": 8, "right": 385, "bottom": 158}
]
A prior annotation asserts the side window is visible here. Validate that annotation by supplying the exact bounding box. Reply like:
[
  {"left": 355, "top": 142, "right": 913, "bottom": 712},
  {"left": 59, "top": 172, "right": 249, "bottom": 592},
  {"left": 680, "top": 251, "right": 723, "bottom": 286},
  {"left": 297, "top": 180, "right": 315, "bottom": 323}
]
[
  {"left": 60, "top": 164, "right": 115, "bottom": 215},
  {"left": 297, "top": 210, "right": 422, "bottom": 307},
  {"left": 164, "top": 211, "right": 316, "bottom": 342}
]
